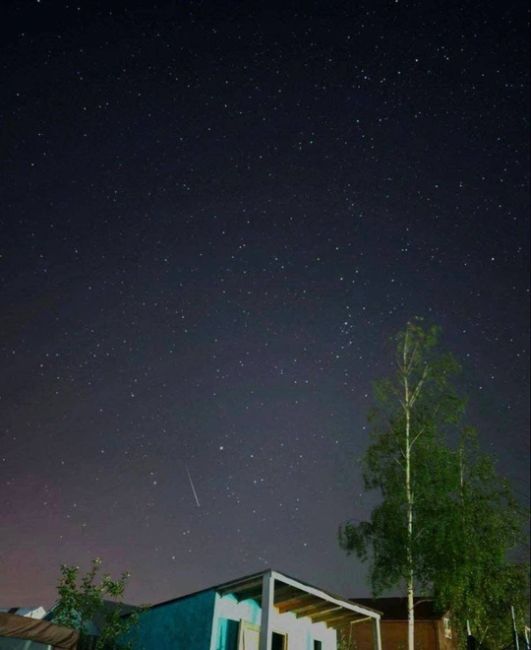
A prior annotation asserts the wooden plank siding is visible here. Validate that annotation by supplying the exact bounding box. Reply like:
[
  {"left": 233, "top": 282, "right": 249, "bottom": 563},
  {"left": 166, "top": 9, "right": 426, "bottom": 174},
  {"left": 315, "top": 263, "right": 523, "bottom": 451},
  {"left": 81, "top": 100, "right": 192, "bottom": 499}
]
[{"left": 348, "top": 618, "right": 457, "bottom": 650}]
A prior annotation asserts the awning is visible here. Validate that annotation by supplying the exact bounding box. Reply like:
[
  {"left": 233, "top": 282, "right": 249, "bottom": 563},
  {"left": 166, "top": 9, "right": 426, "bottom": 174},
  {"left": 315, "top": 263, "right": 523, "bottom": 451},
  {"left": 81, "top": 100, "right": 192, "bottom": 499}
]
[
  {"left": 0, "top": 612, "right": 79, "bottom": 650},
  {"left": 218, "top": 570, "right": 382, "bottom": 630}
]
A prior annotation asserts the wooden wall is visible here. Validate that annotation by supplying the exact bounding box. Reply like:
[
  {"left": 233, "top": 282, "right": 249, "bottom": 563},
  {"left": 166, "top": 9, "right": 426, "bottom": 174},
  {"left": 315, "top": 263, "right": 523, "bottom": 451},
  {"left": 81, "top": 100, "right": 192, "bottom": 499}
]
[{"left": 346, "top": 618, "right": 457, "bottom": 650}]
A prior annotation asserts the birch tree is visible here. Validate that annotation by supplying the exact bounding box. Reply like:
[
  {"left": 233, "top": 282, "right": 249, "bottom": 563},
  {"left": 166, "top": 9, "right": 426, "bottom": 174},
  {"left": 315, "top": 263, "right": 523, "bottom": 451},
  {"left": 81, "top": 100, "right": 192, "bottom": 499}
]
[{"left": 339, "top": 321, "right": 463, "bottom": 650}]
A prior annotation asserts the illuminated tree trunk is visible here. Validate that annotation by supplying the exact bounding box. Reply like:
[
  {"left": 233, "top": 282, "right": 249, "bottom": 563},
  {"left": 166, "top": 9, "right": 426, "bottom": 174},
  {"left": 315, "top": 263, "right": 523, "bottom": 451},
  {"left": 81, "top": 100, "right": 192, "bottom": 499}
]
[
  {"left": 403, "top": 328, "right": 415, "bottom": 650},
  {"left": 401, "top": 324, "right": 428, "bottom": 650}
]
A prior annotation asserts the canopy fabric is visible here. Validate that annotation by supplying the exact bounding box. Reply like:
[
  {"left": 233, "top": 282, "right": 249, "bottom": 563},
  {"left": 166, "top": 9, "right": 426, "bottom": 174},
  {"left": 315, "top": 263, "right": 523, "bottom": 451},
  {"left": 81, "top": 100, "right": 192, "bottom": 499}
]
[{"left": 0, "top": 613, "right": 79, "bottom": 649}]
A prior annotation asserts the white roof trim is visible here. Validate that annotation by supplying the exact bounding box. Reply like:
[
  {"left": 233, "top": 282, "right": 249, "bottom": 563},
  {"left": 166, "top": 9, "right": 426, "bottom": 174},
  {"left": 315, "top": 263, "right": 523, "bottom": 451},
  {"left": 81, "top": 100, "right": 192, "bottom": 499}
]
[{"left": 270, "top": 571, "right": 381, "bottom": 620}]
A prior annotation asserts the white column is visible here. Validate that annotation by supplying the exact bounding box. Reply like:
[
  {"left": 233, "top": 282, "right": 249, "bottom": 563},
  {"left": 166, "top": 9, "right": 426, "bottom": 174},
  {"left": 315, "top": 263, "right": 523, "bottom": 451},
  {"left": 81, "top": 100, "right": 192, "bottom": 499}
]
[
  {"left": 208, "top": 593, "right": 221, "bottom": 650},
  {"left": 259, "top": 571, "right": 274, "bottom": 650},
  {"left": 372, "top": 615, "right": 382, "bottom": 650}
]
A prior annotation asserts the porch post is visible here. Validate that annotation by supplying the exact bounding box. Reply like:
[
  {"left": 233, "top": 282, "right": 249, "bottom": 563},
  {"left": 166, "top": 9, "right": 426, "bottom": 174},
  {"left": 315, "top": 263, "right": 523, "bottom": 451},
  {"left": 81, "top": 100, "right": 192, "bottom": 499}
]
[
  {"left": 259, "top": 571, "right": 274, "bottom": 650},
  {"left": 372, "top": 615, "right": 382, "bottom": 650}
]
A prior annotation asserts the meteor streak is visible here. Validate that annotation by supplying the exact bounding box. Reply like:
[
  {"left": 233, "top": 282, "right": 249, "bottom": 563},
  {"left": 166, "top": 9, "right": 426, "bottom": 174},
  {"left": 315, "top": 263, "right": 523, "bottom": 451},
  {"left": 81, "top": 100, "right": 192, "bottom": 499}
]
[{"left": 186, "top": 465, "right": 201, "bottom": 507}]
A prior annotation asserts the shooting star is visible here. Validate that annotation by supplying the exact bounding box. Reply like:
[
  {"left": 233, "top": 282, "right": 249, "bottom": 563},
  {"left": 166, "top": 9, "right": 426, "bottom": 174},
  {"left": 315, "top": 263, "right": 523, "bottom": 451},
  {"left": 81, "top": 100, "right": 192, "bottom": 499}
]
[{"left": 186, "top": 465, "right": 201, "bottom": 507}]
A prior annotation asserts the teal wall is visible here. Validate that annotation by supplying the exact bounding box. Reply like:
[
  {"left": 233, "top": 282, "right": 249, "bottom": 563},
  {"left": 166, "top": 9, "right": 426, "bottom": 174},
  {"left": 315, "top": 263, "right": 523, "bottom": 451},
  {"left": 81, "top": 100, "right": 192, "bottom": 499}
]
[
  {"left": 213, "top": 594, "right": 262, "bottom": 650},
  {"left": 216, "top": 618, "right": 239, "bottom": 650},
  {"left": 125, "top": 589, "right": 216, "bottom": 650}
]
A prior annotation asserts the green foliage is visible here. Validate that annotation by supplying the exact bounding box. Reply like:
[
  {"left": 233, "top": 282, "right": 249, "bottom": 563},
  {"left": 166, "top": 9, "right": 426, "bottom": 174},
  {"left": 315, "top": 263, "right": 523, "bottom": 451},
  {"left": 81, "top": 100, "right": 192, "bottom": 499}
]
[
  {"left": 53, "top": 558, "right": 142, "bottom": 650},
  {"left": 339, "top": 320, "right": 529, "bottom": 649},
  {"left": 339, "top": 320, "right": 464, "bottom": 596},
  {"left": 433, "top": 429, "right": 529, "bottom": 649}
]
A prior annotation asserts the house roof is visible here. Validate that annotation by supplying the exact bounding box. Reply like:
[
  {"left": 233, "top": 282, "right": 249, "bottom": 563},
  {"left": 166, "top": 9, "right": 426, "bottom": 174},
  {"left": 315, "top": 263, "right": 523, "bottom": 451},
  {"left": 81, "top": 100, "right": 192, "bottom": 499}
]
[
  {"left": 46, "top": 598, "right": 138, "bottom": 635},
  {"left": 0, "top": 607, "right": 47, "bottom": 619},
  {"left": 90, "top": 600, "right": 139, "bottom": 632},
  {"left": 0, "top": 612, "right": 79, "bottom": 649},
  {"left": 149, "top": 569, "right": 381, "bottom": 630},
  {"left": 349, "top": 597, "right": 444, "bottom": 621}
]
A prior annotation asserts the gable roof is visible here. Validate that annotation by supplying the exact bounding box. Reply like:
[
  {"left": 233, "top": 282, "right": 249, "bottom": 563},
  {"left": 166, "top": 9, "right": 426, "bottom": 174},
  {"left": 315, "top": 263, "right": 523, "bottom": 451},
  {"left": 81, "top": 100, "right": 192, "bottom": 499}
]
[
  {"left": 147, "top": 569, "right": 269, "bottom": 610},
  {"left": 148, "top": 568, "right": 382, "bottom": 628}
]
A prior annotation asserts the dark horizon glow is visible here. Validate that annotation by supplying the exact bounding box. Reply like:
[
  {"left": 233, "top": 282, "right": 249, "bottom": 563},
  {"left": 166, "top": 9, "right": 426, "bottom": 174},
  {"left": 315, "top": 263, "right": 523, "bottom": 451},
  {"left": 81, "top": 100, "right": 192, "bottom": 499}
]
[{"left": 1, "top": 0, "right": 529, "bottom": 608}]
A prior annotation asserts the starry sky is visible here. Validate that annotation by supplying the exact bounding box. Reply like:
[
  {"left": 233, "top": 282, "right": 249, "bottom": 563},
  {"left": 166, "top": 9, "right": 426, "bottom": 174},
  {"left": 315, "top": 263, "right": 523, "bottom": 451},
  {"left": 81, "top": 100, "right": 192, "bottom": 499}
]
[{"left": 1, "top": 0, "right": 529, "bottom": 607}]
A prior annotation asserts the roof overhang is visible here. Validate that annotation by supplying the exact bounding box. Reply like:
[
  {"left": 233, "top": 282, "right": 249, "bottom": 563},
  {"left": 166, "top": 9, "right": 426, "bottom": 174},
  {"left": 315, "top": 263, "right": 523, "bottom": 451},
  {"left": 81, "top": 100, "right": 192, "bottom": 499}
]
[{"left": 218, "top": 570, "right": 381, "bottom": 630}]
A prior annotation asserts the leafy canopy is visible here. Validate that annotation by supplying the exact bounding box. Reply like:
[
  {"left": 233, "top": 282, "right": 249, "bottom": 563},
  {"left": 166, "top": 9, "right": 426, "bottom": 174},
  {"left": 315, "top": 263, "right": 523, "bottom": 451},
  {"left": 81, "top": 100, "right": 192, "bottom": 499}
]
[
  {"left": 339, "top": 321, "right": 463, "bottom": 595},
  {"left": 433, "top": 429, "right": 529, "bottom": 648},
  {"left": 53, "top": 558, "right": 141, "bottom": 650},
  {"left": 339, "top": 321, "right": 529, "bottom": 648}
]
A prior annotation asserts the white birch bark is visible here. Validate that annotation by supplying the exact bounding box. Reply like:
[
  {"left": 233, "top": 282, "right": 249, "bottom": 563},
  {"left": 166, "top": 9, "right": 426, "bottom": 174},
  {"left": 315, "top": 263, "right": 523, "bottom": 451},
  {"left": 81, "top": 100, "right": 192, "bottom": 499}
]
[{"left": 402, "top": 325, "right": 418, "bottom": 650}]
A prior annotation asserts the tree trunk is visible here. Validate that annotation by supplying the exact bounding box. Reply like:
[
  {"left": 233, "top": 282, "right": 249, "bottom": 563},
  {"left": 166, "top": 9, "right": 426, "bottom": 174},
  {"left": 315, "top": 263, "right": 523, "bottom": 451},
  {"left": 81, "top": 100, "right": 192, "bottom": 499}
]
[
  {"left": 406, "top": 405, "right": 415, "bottom": 650},
  {"left": 407, "top": 569, "right": 414, "bottom": 650},
  {"left": 403, "top": 329, "right": 415, "bottom": 650}
]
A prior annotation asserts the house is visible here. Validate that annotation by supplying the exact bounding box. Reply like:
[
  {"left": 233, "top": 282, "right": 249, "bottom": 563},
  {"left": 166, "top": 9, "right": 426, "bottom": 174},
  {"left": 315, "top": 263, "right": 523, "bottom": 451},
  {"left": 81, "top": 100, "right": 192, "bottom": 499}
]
[
  {"left": 124, "top": 569, "right": 383, "bottom": 650},
  {"left": 345, "top": 597, "right": 457, "bottom": 650},
  {"left": 0, "top": 611, "right": 79, "bottom": 649},
  {"left": 0, "top": 607, "right": 47, "bottom": 620}
]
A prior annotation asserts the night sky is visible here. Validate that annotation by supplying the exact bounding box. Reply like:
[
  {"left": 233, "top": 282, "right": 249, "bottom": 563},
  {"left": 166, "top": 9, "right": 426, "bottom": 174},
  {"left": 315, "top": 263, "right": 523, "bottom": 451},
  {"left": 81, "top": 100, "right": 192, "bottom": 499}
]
[{"left": 1, "top": 0, "right": 529, "bottom": 607}]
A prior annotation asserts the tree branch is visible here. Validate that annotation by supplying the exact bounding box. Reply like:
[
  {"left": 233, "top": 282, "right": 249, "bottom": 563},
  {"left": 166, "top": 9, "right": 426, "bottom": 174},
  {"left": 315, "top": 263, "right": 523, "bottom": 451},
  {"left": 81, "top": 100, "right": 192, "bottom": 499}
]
[
  {"left": 409, "top": 428, "right": 425, "bottom": 451},
  {"left": 394, "top": 456, "right": 405, "bottom": 470},
  {"left": 405, "top": 340, "right": 421, "bottom": 375},
  {"left": 410, "top": 365, "right": 429, "bottom": 408}
]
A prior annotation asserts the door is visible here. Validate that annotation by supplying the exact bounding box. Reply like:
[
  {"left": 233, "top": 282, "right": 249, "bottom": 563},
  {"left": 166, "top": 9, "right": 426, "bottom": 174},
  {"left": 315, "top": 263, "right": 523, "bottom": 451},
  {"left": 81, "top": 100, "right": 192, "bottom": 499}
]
[{"left": 238, "top": 621, "right": 261, "bottom": 650}]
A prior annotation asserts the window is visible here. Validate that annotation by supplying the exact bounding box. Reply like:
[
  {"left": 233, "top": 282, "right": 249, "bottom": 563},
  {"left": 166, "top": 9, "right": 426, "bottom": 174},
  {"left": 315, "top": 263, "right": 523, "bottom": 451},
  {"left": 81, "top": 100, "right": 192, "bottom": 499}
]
[
  {"left": 314, "top": 641, "right": 323, "bottom": 650},
  {"left": 272, "top": 632, "right": 287, "bottom": 650},
  {"left": 219, "top": 619, "right": 240, "bottom": 650}
]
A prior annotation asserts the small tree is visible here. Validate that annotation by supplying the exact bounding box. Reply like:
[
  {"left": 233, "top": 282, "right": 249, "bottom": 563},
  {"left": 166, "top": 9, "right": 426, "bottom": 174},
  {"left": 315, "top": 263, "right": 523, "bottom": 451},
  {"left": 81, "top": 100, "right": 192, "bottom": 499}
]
[
  {"left": 53, "top": 558, "right": 141, "bottom": 650},
  {"left": 339, "top": 320, "right": 464, "bottom": 650}
]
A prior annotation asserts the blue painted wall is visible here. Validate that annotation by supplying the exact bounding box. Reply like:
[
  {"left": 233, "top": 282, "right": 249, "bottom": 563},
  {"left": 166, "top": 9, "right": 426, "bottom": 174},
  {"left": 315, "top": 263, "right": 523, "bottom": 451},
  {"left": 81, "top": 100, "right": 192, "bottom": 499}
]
[
  {"left": 216, "top": 618, "right": 239, "bottom": 650},
  {"left": 125, "top": 589, "right": 216, "bottom": 650},
  {"left": 213, "top": 594, "right": 262, "bottom": 650}
]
